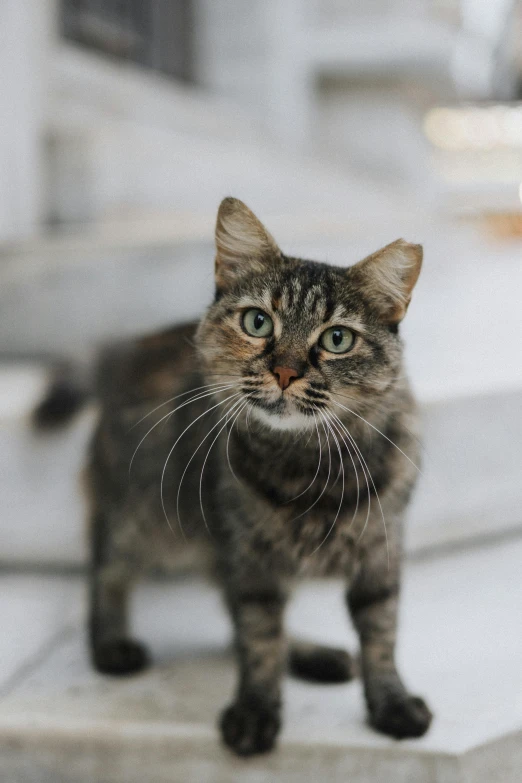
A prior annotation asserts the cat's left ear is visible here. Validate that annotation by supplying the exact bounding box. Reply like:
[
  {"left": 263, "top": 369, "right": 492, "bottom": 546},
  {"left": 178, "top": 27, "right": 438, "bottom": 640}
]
[
  {"left": 350, "top": 239, "right": 423, "bottom": 324},
  {"left": 215, "top": 197, "right": 282, "bottom": 289}
]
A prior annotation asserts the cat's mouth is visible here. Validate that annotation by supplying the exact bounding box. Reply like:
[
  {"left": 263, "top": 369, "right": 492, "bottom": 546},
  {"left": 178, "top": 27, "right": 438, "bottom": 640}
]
[
  {"left": 251, "top": 396, "right": 317, "bottom": 415},
  {"left": 243, "top": 384, "right": 327, "bottom": 431},
  {"left": 241, "top": 376, "right": 329, "bottom": 419},
  {"left": 246, "top": 398, "right": 314, "bottom": 431}
]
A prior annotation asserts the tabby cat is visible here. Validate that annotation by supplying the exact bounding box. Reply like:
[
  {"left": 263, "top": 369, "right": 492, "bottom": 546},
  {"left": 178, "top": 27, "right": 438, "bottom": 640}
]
[{"left": 64, "top": 198, "right": 432, "bottom": 755}]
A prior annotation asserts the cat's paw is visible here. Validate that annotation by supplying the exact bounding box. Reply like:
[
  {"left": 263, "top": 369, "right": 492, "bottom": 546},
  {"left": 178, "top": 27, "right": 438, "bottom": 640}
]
[
  {"left": 220, "top": 699, "right": 281, "bottom": 756},
  {"left": 92, "top": 638, "right": 150, "bottom": 676},
  {"left": 370, "top": 692, "right": 433, "bottom": 739}
]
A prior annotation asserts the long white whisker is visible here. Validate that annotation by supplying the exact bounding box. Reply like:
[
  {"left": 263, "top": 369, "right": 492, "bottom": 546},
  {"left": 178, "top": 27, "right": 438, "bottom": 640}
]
[
  {"left": 325, "top": 410, "right": 362, "bottom": 529},
  {"left": 333, "top": 389, "right": 423, "bottom": 448},
  {"left": 175, "top": 396, "right": 245, "bottom": 535},
  {"left": 303, "top": 421, "right": 316, "bottom": 448},
  {"left": 285, "top": 412, "right": 322, "bottom": 503},
  {"left": 245, "top": 402, "right": 253, "bottom": 439},
  {"left": 289, "top": 414, "right": 331, "bottom": 523},
  {"left": 330, "top": 423, "right": 344, "bottom": 489},
  {"left": 330, "top": 411, "right": 372, "bottom": 541},
  {"left": 129, "top": 382, "right": 236, "bottom": 430},
  {"left": 309, "top": 412, "right": 345, "bottom": 555},
  {"left": 226, "top": 400, "right": 250, "bottom": 484},
  {"left": 331, "top": 410, "right": 389, "bottom": 568},
  {"left": 160, "top": 391, "right": 242, "bottom": 538},
  {"left": 128, "top": 385, "right": 235, "bottom": 475},
  {"left": 200, "top": 400, "right": 249, "bottom": 531},
  {"left": 332, "top": 399, "right": 422, "bottom": 475}
]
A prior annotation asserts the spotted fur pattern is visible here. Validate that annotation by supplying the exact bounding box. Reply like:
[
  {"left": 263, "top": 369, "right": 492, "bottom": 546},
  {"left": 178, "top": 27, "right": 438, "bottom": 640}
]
[{"left": 87, "top": 198, "right": 432, "bottom": 755}]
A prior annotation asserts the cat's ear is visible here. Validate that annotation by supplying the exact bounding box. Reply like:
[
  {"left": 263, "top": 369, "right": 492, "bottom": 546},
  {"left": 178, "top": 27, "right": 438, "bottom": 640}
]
[
  {"left": 214, "top": 197, "right": 281, "bottom": 288},
  {"left": 350, "top": 239, "right": 423, "bottom": 324}
]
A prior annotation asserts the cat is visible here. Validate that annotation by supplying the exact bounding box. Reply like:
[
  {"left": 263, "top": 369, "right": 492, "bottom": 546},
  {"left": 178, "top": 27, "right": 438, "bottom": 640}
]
[{"left": 37, "top": 197, "right": 432, "bottom": 756}]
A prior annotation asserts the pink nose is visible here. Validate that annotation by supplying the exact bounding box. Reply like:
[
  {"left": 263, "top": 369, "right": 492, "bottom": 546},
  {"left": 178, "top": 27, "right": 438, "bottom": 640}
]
[{"left": 273, "top": 366, "right": 300, "bottom": 391}]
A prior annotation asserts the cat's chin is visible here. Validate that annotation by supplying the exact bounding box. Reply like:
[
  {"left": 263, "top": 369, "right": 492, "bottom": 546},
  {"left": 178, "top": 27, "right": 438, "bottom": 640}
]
[{"left": 248, "top": 403, "right": 315, "bottom": 433}]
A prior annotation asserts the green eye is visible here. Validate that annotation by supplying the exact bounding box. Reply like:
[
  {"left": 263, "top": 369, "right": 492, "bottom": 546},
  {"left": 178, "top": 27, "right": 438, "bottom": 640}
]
[
  {"left": 320, "top": 326, "right": 355, "bottom": 354},
  {"left": 242, "top": 308, "right": 274, "bottom": 338}
]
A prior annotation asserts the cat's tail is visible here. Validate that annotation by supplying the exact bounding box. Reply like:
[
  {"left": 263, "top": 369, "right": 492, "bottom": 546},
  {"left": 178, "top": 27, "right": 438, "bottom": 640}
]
[
  {"left": 32, "top": 361, "right": 92, "bottom": 430},
  {"left": 288, "top": 640, "right": 357, "bottom": 683}
]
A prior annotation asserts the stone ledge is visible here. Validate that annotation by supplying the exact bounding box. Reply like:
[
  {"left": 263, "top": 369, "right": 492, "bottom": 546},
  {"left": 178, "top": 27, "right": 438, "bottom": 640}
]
[{"left": 0, "top": 538, "right": 521, "bottom": 781}]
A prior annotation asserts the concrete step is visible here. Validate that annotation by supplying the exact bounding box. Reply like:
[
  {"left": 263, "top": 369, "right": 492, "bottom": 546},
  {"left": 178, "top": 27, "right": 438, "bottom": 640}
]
[
  {"left": 47, "top": 42, "right": 395, "bottom": 226},
  {"left": 0, "top": 536, "right": 521, "bottom": 782}
]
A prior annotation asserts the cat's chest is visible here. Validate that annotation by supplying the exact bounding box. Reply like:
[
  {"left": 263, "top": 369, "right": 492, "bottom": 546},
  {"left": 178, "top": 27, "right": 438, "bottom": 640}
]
[
  {"left": 240, "top": 503, "right": 363, "bottom": 579},
  {"left": 290, "top": 507, "right": 363, "bottom": 575}
]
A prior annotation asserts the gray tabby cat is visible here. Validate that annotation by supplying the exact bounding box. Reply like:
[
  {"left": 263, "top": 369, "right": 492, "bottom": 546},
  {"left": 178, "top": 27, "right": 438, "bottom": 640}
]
[{"left": 49, "top": 197, "right": 433, "bottom": 755}]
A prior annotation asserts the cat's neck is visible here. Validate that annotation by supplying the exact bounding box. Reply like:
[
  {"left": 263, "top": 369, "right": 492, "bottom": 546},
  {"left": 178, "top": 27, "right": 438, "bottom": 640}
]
[{"left": 234, "top": 398, "right": 396, "bottom": 460}]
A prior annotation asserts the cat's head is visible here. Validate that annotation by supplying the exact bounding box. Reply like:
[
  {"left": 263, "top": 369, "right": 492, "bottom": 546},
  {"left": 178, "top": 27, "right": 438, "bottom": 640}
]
[{"left": 196, "top": 198, "right": 422, "bottom": 431}]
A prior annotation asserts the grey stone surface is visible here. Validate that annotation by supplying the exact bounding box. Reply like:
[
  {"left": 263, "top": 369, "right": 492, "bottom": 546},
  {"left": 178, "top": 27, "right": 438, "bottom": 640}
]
[
  {"left": 0, "top": 538, "right": 521, "bottom": 781},
  {"left": 0, "top": 574, "right": 82, "bottom": 692},
  {"left": 405, "top": 387, "right": 522, "bottom": 554}
]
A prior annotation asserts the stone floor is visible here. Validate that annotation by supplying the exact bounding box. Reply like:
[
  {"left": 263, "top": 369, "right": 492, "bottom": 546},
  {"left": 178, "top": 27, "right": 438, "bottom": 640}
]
[{"left": 0, "top": 536, "right": 521, "bottom": 782}]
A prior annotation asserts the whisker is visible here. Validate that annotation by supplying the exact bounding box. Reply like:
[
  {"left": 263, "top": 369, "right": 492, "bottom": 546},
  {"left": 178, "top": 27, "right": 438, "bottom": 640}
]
[
  {"left": 303, "top": 419, "right": 317, "bottom": 448},
  {"left": 245, "top": 402, "right": 253, "bottom": 440},
  {"left": 128, "top": 385, "right": 236, "bottom": 475},
  {"left": 329, "top": 411, "right": 372, "bottom": 541},
  {"left": 331, "top": 400, "right": 422, "bottom": 474},
  {"left": 289, "top": 414, "right": 332, "bottom": 523},
  {"left": 285, "top": 412, "right": 322, "bottom": 503},
  {"left": 202, "top": 373, "right": 247, "bottom": 378},
  {"left": 200, "top": 399, "right": 249, "bottom": 530},
  {"left": 129, "top": 382, "right": 236, "bottom": 431},
  {"left": 309, "top": 412, "right": 345, "bottom": 555},
  {"left": 330, "top": 410, "right": 389, "bottom": 568},
  {"left": 176, "top": 396, "right": 246, "bottom": 537},
  {"left": 226, "top": 399, "right": 249, "bottom": 484},
  {"left": 325, "top": 410, "right": 362, "bottom": 530},
  {"left": 332, "top": 389, "right": 424, "bottom": 449},
  {"left": 160, "top": 391, "right": 242, "bottom": 538}
]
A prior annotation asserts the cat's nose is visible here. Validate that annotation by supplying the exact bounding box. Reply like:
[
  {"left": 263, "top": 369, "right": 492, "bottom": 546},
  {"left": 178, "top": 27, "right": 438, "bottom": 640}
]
[{"left": 273, "top": 366, "right": 301, "bottom": 391}]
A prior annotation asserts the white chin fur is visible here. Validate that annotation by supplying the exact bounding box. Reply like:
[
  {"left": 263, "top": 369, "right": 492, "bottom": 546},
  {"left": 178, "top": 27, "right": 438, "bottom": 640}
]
[{"left": 248, "top": 404, "right": 315, "bottom": 432}]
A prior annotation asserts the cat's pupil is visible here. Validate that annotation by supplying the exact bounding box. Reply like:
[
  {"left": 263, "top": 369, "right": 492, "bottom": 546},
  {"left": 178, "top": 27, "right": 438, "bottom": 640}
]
[
  {"left": 332, "top": 330, "right": 343, "bottom": 346},
  {"left": 254, "top": 313, "right": 265, "bottom": 330}
]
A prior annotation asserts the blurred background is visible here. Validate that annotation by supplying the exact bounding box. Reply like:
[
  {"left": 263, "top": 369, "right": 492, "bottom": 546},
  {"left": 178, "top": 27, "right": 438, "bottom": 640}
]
[
  {"left": 1, "top": 2, "right": 522, "bottom": 780},
  {"left": 2, "top": 0, "right": 522, "bottom": 563}
]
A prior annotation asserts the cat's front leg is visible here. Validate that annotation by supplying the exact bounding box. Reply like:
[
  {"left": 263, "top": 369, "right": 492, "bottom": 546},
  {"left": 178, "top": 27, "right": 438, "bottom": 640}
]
[
  {"left": 220, "top": 583, "right": 288, "bottom": 756},
  {"left": 347, "top": 545, "right": 432, "bottom": 739}
]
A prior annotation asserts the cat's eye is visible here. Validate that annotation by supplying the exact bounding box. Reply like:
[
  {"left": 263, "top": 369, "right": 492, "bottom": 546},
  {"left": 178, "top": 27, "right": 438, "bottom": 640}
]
[
  {"left": 319, "top": 326, "right": 355, "bottom": 354},
  {"left": 242, "top": 308, "right": 274, "bottom": 338}
]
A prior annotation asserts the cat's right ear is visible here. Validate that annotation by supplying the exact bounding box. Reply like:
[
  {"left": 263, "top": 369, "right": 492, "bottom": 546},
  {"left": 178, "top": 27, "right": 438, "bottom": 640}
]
[
  {"left": 350, "top": 239, "right": 423, "bottom": 325},
  {"left": 214, "top": 197, "right": 281, "bottom": 289}
]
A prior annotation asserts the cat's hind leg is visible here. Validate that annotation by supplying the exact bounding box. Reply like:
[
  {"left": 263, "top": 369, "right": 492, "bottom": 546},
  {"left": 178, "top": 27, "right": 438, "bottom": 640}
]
[{"left": 89, "top": 510, "right": 150, "bottom": 676}]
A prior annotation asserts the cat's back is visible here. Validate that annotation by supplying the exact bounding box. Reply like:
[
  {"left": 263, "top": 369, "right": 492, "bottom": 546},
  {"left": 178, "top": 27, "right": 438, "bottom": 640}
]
[
  {"left": 86, "top": 321, "right": 221, "bottom": 576},
  {"left": 88, "top": 320, "right": 206, "bottom": 502},
  {"left": 87, "top": 320, "right": 217, "bottom": 571},
  {"left": 95, "top": 322, "right": 200, "bottom": 411}
]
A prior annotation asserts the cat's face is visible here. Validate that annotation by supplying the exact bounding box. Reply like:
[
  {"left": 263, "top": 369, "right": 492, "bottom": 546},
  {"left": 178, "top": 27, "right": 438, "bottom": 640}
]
[{"left": 196, "top": 198, "right": 422, "bottom": 431}]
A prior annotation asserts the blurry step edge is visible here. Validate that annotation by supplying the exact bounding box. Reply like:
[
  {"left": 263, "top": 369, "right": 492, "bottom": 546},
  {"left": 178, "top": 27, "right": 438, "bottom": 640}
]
[
  {"left": 0, "top": 360, "right": 520, "bottom": 568},
  {"left": 42, "top": 41, "right": 399, "bottom": 230}
]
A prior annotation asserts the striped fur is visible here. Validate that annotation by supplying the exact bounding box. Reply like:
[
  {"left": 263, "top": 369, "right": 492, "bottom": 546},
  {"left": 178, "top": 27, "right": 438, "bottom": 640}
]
[{"left": 87, "top": 198, "right": 432, "bottom": 755}]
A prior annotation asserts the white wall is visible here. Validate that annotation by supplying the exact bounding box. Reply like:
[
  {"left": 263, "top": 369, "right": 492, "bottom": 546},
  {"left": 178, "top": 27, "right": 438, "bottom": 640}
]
[{"left": 0, "top": 0, "right": 57, "bottom": 242}]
